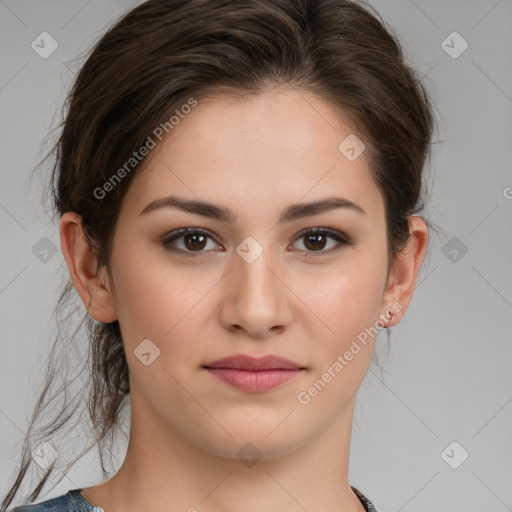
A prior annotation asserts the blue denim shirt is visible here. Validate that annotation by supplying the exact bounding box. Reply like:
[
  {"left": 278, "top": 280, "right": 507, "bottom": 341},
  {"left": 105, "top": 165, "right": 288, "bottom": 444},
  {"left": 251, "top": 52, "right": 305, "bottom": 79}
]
[{"left": 10, "top": 486, "right": 379, "bottom": 511}]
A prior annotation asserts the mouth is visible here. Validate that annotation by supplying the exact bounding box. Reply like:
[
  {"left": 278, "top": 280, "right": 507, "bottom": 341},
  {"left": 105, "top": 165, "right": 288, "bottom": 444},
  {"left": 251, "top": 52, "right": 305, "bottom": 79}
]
[{"left": 202, "top": 354, "right": 306, "bottom": 392}]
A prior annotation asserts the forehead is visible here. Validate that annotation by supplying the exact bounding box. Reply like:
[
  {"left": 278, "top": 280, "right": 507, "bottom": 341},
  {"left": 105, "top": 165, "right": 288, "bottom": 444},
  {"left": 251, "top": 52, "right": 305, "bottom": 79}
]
[{"left": 120, "top": 88, "right": 384, "bottom": 222}]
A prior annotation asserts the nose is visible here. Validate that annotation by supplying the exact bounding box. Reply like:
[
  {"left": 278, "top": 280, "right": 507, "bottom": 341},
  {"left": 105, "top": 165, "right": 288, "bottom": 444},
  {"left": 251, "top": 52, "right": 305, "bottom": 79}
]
[{"left": 218, "top": 243, "right": 293, "bottom": 339}]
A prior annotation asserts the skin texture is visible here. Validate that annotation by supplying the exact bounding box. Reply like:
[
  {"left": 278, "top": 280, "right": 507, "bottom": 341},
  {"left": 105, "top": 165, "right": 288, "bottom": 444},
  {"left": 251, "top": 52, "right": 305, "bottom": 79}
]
[{"left": 60, "top": 88, "right": 428, "bottom": 512}]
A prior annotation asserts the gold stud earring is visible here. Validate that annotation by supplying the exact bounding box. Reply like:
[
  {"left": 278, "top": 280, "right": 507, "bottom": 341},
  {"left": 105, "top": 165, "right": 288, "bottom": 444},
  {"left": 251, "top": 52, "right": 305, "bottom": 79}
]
[{"left": 386, "top": 308, "right": 396, "bottom": 327}]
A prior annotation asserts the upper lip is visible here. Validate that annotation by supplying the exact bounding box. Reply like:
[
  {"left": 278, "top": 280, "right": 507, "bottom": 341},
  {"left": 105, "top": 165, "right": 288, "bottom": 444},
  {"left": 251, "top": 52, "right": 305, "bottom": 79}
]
[{"left": 203, "top": 354, "right": 304, "bottom": 371}]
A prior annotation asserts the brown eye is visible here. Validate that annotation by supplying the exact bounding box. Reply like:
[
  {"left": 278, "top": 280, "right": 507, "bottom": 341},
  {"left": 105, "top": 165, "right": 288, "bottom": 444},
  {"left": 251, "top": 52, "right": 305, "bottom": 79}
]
[
  {"left": 291, "top": 228, "right": 351, "bottom": 256},
  {"left": 303, "top": 232, "right": 328, "bottom": 251},
  {"left": 183, "top": 232, "right": 208, "bottom": 251},
  {"left": 162, "top": 228, "right": 220, "bottom": 256}
]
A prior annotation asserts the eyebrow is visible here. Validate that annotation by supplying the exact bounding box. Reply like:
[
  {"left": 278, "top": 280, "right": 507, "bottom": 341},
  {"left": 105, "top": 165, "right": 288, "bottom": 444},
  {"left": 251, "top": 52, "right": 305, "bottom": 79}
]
[{"left": 139, "top": 195, "right": 366, "bottom": 223}]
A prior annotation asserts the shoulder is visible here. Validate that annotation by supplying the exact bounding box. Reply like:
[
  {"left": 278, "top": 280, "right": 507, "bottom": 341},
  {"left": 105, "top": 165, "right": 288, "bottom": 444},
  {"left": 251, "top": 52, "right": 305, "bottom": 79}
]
[
  {"left": 9, "top": 489, "right": 99, "bottom": 512},
  {"left": 9, "top": 492, "right": 70, "bottom": 512}
]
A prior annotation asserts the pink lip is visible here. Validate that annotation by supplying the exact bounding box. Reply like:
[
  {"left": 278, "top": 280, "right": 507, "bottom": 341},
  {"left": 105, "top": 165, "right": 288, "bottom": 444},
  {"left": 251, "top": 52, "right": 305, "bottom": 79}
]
[{"left": 203, "top": 354, "right": 305, "bottom": 392}]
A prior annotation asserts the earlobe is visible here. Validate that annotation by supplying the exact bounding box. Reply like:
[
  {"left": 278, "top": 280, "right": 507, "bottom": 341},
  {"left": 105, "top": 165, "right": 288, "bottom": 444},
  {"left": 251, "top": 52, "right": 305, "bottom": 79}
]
[
  {"left": 381, "top": 216, "right": 429, "bottom": 326},
  {"left": 59, "top": 212, "right": 117, "bottom": 323}
]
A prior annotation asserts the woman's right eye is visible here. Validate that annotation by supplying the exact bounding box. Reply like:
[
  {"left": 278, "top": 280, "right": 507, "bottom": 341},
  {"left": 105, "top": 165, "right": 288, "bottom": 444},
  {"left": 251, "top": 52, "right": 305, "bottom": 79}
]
[{"left": 161, "top": 228, "right": 221, "bottom": 257}]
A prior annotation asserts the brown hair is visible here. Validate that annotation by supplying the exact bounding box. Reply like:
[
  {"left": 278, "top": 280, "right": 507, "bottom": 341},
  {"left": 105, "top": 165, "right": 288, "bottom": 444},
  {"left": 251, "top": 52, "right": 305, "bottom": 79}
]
[{"left": 2, "top": 0, "right": 438, "bottom": 508}]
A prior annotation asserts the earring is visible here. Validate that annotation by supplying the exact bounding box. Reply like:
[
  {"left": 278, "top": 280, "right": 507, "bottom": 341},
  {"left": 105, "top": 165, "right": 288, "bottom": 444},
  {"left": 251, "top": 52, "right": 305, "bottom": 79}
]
[{"left": 386, "top": 308, "right": 396, "bottom": 328}]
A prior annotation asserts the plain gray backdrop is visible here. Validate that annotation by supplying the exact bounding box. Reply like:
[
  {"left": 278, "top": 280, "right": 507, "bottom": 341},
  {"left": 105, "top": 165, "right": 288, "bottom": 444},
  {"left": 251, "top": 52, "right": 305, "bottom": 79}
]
[{"left": 1, "top": 1, "right": 511, "bottom": 511}]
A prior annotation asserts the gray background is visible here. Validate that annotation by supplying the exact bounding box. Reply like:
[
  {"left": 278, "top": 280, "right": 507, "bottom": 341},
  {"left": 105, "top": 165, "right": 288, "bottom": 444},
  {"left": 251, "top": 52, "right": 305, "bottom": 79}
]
[{"left": 1, "top": 1, "right": 511, "bottom": 511}]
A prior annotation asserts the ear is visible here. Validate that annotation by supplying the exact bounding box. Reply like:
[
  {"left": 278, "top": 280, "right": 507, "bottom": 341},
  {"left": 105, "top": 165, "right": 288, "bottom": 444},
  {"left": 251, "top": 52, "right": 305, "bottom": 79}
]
[
  {"left": 380, "top": 216, "right": 429, "bottom": 326},
  {"left": 59, "top": 212, "right": 117, "bottom": 323}
]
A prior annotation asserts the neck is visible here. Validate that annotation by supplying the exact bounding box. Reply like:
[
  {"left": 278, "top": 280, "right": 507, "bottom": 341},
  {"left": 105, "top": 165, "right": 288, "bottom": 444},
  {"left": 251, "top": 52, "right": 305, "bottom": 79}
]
[{"left": 83, "top": 391, "right": 365, "bottom": 512}]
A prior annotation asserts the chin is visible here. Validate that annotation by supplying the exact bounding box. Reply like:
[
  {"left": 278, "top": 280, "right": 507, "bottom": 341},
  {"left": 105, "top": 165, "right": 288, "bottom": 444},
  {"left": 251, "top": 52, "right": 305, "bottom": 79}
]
[{"left": 194, "top": 420, "right": 311, "bottom": 462}]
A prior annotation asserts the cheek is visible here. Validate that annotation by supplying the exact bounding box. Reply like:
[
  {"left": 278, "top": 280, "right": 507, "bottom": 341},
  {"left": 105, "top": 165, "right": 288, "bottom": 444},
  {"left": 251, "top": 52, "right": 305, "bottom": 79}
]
[
  {"left": 295, "top": 267, "right": 385, "bottom": 414},
  {"left": 111, "top": 257, "right": 212, "bottom": 411},
  {"left": 304, "top": 257, "right": 387, "bottom": 337},
  {"left": 109, "top": 246, "right": 220, "bottom": 372},
  {"left": 110, "top": 238, "right": 198, "bottom": 332},
  {"left": 297, "top": 253, "right": 388, "bottom": 395}
]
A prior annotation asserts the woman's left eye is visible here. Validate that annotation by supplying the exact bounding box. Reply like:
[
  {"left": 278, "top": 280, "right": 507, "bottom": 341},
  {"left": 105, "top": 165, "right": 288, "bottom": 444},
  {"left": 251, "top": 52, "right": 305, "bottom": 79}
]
[
  {"left": 291, "top": 227, "right": 351, "bottom": 256},
  {"left": 161, "top": 227, "right": 351, "bottom": 257}
]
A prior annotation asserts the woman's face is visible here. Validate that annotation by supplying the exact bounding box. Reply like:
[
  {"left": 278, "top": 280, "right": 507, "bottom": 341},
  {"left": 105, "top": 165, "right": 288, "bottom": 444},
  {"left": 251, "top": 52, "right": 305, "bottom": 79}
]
[{"left": 101, "top": 88, "right": 404, "bottom": 458}]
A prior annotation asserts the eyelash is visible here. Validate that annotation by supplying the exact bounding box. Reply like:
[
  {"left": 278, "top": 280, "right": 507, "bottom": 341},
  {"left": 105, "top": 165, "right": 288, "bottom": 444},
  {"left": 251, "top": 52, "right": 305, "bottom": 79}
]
[{"left": 161, "top": 227, "right": 352, "bottom": 258}]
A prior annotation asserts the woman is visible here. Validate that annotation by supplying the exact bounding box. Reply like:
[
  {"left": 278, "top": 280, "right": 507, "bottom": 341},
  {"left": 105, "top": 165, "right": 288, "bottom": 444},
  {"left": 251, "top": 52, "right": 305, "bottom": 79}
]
[{"left": 3, "top": 0, "right": 435, "bottom": 510}]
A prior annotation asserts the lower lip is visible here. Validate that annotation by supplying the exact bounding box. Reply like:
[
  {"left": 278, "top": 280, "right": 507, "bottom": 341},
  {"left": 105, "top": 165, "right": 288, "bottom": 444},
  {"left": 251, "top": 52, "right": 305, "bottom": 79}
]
[{"left": 204, "top": 368, "right": 302, "bottom": 392}]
